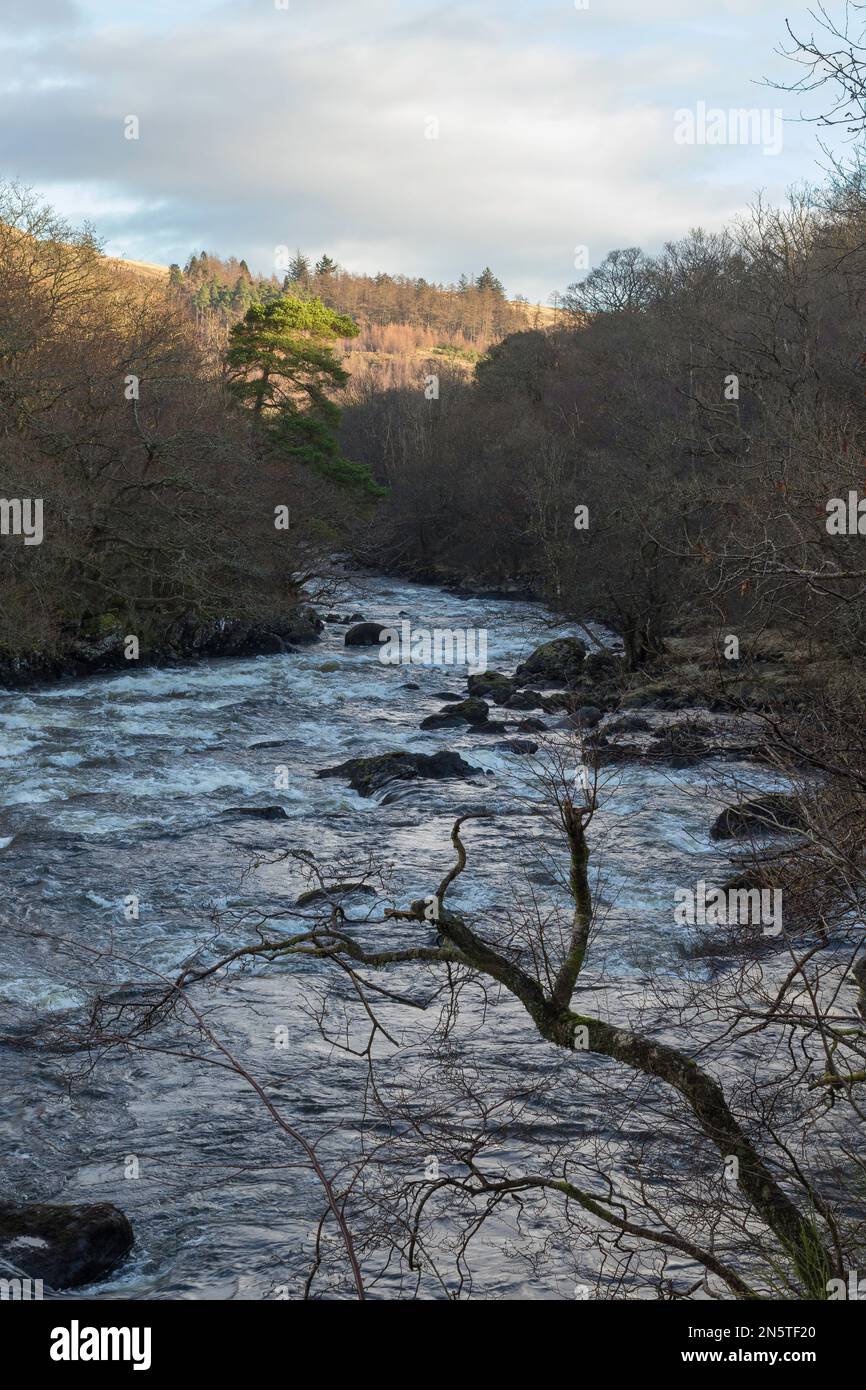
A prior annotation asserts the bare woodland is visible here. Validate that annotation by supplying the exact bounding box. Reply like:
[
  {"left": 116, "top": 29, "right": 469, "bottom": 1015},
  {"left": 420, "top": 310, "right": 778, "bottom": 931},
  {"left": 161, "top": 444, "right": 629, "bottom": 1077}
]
[{"left": 3, "top": 3, "right": 866, "bottom": 1303}]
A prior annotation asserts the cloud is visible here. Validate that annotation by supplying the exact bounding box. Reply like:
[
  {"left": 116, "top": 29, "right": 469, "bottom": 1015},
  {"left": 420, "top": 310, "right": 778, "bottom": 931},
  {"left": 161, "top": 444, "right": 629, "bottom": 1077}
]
[
  {"left": 0, "top": 0, "right": 81, "bottom": 32},
  {"left": 0, "top": 0, "right": 837, "bottom": 300}
]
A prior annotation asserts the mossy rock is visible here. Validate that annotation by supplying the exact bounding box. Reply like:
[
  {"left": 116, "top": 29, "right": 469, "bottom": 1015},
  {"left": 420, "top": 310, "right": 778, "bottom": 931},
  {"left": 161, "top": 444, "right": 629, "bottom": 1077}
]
[
  {"left": 515, "top": 637, "right": 587, "bottom": 685},
  {"left": 445, "top": 697, "right": 488, "bottom": 723},
  {"left": 467, "top": 670, "right": 514, "bottom": 702}
]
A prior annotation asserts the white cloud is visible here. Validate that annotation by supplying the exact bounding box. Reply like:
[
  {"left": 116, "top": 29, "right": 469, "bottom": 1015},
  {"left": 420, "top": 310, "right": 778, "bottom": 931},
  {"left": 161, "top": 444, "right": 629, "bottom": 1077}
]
[
  {"left": 0, "top": 0, "right": 840, "bottom": 300},
  {"left": 0, "top": 0, "right": 81, "bottom": 32}
]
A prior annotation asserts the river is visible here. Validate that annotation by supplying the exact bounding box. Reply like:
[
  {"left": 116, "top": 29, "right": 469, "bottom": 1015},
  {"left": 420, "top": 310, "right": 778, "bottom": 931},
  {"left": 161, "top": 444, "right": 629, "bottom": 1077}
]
[{"left": 0, "top": 572, "right": 781, "bottom": 1299}]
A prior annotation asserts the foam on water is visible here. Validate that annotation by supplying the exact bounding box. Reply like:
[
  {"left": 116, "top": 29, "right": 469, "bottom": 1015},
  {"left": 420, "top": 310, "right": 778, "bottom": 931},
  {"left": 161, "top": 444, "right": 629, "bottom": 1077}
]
[{"left": 0, "top": 572, "right": 779, "bottom": 1299}]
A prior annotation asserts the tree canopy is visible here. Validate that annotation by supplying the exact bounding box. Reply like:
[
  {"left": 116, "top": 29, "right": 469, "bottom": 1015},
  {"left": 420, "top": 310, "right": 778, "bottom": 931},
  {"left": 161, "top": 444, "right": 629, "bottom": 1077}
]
[{"left": 225, "top": 296, "right": 385, "bottom": 495}]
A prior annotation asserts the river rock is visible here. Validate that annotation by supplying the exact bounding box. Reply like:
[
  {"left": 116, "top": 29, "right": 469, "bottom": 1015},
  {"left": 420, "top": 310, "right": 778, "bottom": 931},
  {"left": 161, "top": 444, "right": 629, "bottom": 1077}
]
[
  {"left": 316, "top": 750, "right": 482, "bottom": 796},
  {"left": 420, "top": 697, "right": 489, "bottom": 730},
  {"left": 0, "top": 1201, "right": 133, "bottom": 1290},
  {"left": 495, "top": 739, "right": 539, "bottom": 755},
  {"left": 219, "top": 805, "right": 289, "bottom": 820},
  {"left": 589, "top": 735, "right": 643, "bottom": 766},
  {"left": 444, "top": 697, "right": 488, "bottom": 722},
  {"left": 172, "top": 608, "right": 320, "bottom": 655},
  {"left": 582, "top": 650, "right": 621, "bottom": 683},
  {"left": 515, "top": 637, "right": 587, "bottom": 686},
  {"left": 467, "top": 671, "right": 514, "bottom": 703},
  {"left": 605, "top": 714, "right": 651, "bottom": 734},
  {"left": 345, "top": 622, "right": 389, "bottom": 647},
  {"left": 503, "top": 689, "right": 546, "bottom": 711},
  {"left": 296, "top": 882, "right": 377, "bottom": 906},
  {"left": 710, "top": 793, "right": 805, "bottom": 841},
  {"left": 568, "top": 704, "right": 603, "bottom": 728}
]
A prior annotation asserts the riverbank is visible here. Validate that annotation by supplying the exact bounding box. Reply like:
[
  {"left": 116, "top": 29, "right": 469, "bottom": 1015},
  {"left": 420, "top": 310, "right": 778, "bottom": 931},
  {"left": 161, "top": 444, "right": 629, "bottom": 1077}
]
[
  {"left": 348, "top": 556, "right": 828, "bottom": 717},
  {"left": 0, "top": 606, "right": 324, "bottom": 691}
]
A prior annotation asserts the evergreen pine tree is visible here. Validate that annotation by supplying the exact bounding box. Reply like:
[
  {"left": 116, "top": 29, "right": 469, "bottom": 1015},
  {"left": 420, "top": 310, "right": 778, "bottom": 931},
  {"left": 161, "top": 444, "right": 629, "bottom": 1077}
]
[{"left": 225, "top": 297, "right": 385, "bottom": 496}]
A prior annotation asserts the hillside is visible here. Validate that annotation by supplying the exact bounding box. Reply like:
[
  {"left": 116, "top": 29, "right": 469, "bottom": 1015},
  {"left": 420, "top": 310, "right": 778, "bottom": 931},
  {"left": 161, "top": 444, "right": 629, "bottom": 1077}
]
[
  {"left": 106, "top": 255, "right": 169, "bottom": 282},
  {"left": 108, "top": 249, "right": 556, "bottom": 386}
]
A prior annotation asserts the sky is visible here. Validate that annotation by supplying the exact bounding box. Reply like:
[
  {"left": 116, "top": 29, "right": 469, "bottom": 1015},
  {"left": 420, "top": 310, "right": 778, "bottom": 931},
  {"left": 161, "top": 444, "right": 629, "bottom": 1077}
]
[{"left": 0, "top": 0, "right": 850, "bottom": 302}]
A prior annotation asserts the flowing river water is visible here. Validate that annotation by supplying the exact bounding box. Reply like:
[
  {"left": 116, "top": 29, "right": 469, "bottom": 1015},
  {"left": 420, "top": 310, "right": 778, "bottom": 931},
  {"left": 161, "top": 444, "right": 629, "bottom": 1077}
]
[{"left": 0, "top": 573, "right": 787, "bottom": 1300}]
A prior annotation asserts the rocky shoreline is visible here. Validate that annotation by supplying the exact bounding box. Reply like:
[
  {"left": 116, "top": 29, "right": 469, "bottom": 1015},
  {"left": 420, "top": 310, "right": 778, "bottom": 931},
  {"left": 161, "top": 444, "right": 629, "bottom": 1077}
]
[
  {"left": 0, "top": 606, "right": 324, "bottom": 691},
  {"left": 329, "top": 623, "right": 797, "bottom": 790}
]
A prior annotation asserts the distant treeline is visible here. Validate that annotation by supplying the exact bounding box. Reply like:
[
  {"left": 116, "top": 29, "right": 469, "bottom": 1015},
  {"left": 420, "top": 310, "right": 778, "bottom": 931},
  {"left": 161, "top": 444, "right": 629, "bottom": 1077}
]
[
  {"left": 168, "top": 249, "right": 542, "bottom": 350},
  {"left": 343, "top": 179, "right": 866, "bottom": 670}
]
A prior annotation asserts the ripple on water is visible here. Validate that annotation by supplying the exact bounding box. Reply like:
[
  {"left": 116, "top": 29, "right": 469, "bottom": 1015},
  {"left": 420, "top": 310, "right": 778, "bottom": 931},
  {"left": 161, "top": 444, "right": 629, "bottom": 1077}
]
[{"left": 0, "top": 573, "right": 786, "bottom": 1298}]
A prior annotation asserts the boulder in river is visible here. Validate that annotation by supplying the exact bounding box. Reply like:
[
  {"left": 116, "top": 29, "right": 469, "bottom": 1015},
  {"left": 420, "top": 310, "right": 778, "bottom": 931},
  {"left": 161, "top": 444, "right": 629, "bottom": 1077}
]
[
  {"left": 515, "top": 637, "right": 587, "bottom": 685},
  {"left": 567, "top": 704, "right": 603, "bottom": 729},
  {"left": 548, "top": 650, "right": 623, "bottom": 710},
  {"left": 606, "top": 714, "right": 651, "bottom": 735},
  {"left": 0, "top": 1201, "right": 133, "bottom": 1290},
  {"left": 582, "top": 650, "right": 622, "bottom": 683},
  {"left": 467, "top": 671, "right": 514, "bottom": 703},
  {"left": 296, "top": 882, "right": 377, "bottom": 907},
  {"left": 317, "top": 750, "right": 482, "bottom": 796},
  {"left": 495, "top": 739, "right": 539, "bottom": 755},
  {"left": 710, "top": 793, "right": 805, "bottom": 841},
  {"left": 345, "top": 622, "right": 389, "bottom": 647},
  {"left": 170, "top": 608, "right": 321, "bottom": 655},
  {"left": 219, "top": 805, "right": 289, "bottom": 821},
  {"left": 439, "top": 697, "right": 488, "bottom": 723},
  {"left": 420, "top": 697, "right": 490, "bottom": 730},
  {"left": 503, "top": 689, "right": 547, "bottom": 711}
]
